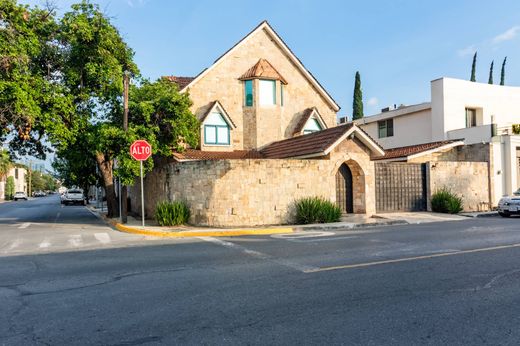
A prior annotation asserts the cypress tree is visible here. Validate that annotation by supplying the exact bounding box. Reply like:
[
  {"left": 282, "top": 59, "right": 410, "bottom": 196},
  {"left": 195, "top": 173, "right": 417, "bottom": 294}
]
[
  {"left": 352, "top": 71, "right": 363, "bottom": 120},
  {"left": 470, "top": 52, "right": 477, "bottom": 82},
  {"left": 488, "top": 60, "right": 494, "bottom": 84},
  {"left": 500, "top": 57, "right": 507, "bottom": 85}
]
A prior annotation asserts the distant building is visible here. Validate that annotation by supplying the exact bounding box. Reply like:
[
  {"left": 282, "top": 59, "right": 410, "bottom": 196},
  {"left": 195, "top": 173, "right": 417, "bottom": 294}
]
[{"left": 0, "top": 166, "right": 28, "bottom": 200}]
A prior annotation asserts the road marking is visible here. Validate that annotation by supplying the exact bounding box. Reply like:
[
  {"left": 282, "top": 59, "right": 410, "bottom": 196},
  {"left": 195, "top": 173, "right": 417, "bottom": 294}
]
[
  {"left": 271, "top": 231, "right": 335, "bottom": 239},
  {"left": 94, "top": 233, "right": 111, "bottom": 244},
  {"left": 39, "top": 239, "right": 51, "bottom": 248},
  {"left": 7, "top": 239, "right": 22, "bottom": 250},
  {"left": 199, "top": 236, "right": 318, "bottom": 272},
  {"left": 68, "top": 235, "right": 83, "bottom": 247},
  {"left": 18, "top": 222, "right": 30, "bottom": 229},
  {"left": 305, "top": 242, "right": 520, "bottom": 273}
]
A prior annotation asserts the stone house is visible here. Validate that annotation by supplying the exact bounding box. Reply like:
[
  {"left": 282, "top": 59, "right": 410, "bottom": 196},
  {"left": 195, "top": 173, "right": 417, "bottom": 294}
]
[{"left": 130, "top": 21, "right": 385, "bottom": 226}]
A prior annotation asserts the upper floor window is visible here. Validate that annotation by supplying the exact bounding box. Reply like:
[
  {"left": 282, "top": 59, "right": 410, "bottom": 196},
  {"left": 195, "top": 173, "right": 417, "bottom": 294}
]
[
  {"left": 259, "top": 79, "right": 276, "bottom": 106},
  {"left": 204, "top": 111, "right": 230, "bottom": 145},
  {"left": 303, "top": 118, "right": 323, "bottom": 135},
  {"left": 378, "top": 119, "right": 394, "bottom": 138},
  {"left": 465, "top": 108, "right": 477, "bottom": 128},
  {"left": 244, "top": 80, "right": 253, "bottom": 107}
]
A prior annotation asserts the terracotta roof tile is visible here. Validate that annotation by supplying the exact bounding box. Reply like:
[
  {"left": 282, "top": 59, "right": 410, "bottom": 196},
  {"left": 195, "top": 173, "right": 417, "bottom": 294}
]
[
  {"left": 239, "top": 58, "right": 288, "bottom": 84},
  {"left": 373, "top": 140, "right": 464, "bottom": 161},
  {"left": 261, "top": 123, "right": 354, "bottom": 159},
  {"left": 173, "top": 149, "right": 265, "bottom": 161},
  {"left": 163, "top": 76, "right": 195, "bottom": 90}
]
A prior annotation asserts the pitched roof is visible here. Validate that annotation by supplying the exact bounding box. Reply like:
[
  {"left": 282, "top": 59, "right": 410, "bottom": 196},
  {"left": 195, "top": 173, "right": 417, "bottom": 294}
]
[
  {"left": 199, "top": 101, "right": 237, "bottom": 128},
  {"left": 173, "top": 149, "right": 264, "bottom": 162},
  {"left": 164, "top": 76, "right": 195, "bottom": 90},
  {"left": 292, "top": 107, "right": 327, "bottom": 136},
  {"left": 169, "top": 21, "right": 340, "bottom": 111},
  {"left": 239, "top": 58, "right": 288, "bottom": 84},
  {"left": 373, "top": 139, "right": 465, "bottom": 161}
]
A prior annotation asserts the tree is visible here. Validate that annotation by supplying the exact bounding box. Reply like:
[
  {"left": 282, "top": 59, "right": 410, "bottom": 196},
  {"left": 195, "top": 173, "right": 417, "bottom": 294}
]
[
  {"left": 470, "top": 52, "right": 477, "bottom": 82},
  {"left": 352, "top": 71, "right": 363, "bottom": 120},
  {"left": 500, "top": 57, "right": 507, "bottom": 86},
  {"left": 5, "top": 176, "right": 15, "bottom": 200},
  {"left": 0, "top": 149, "right": 12, "bottom": 180},
  {"left": 488, "top": 61, "right": 494, "bottom": 84}
]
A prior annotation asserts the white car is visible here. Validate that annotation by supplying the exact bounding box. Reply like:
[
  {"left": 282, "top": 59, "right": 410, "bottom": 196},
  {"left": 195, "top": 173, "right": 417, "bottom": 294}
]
[
  {"left": 498, "top": 188, "right": 520, "bottom": 217},
  {"left": 13, "top": 191, "right": 28, "bottom": 201},
  {"left": 63, "top": 189, "right": 86, "bottom": 206}
]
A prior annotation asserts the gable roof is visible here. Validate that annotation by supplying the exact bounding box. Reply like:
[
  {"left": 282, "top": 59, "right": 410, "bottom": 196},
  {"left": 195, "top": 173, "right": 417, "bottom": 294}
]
[
  {"left": 239, "top": 58, "right": 288, "bottom": 84},
  {"left": 164, "top": 76, "right": 195, "bottom": 90},
  {"left": 373, "top": 139, "right": 465, "bottom": 161},
  {"left": 293, "top": 107, "right": 328, "bottom": 136},
  {"left": 261, "top": 123, "right": 384, "bottom": 159},
  {"left": 170, "top": 21, "right": 340, "bottom": 112},
  {"left": 199, "top": 101, "right": 237, "bottom": 128}
]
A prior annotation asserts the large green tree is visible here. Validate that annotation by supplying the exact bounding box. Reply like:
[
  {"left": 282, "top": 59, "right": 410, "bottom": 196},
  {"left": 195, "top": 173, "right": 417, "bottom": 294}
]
[
  {"left": 470, "top": 52, "right": 477, "bottom": 82},
  {"left": 352, "top": 71, "right": 363, "bottom": 120},
  {"left": 488, "top": 60, "right": 494, "bottom": 84}
]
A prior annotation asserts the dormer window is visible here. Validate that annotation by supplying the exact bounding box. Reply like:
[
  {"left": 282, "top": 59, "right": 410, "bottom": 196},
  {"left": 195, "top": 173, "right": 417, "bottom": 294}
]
[
  {"left": 239, "top": 59, "right": 287, "bottom": 107},
  {"left": 201, "top": 101, "right": 236, "bottom": 146},
  {"left": 303, "top": 117, "right": 323, "bottom": 134}
]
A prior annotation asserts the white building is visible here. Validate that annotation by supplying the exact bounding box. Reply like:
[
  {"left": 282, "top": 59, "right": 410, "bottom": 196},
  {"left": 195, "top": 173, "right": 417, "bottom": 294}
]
[
  {"left": 355, "top": 77, "right": 520, "bottom": 205},
  {"left": 0, "top": 166, "right": 28, "bottom": 200}
]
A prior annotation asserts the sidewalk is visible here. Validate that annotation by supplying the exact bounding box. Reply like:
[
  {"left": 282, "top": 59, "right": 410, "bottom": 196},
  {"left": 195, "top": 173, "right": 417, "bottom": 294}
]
[{"left": 89, "top": 205, "right": 484, "bottom": 238}]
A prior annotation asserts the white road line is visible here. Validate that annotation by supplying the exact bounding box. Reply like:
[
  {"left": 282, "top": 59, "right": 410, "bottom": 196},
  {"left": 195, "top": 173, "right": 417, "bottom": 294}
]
[
  {"left": 68, "top": 235, "right": 83, "bottom": 247},
  {"left": 18, "top": 222, "right": 31, "bottom": 229},
  {"left": 39, "top": 239, "right": 51, "bottom": 248},
  {"left": 94, "top": 233, "right": 111, "bottom": 244},
  {"left": 198, "top": 236, "right": 318, "bottom": 273},
  {"left": 7, "top": 239, "right": 22, "bottom": 250}
]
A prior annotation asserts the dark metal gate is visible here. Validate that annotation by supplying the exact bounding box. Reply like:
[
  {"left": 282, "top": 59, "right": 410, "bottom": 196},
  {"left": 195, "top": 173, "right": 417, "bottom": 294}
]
[
  {"left": 336, "top": 163, "right": 353, "bottom": 213},
  {"left": 375, "top": 162, "right": 427, "bottom": 212}
]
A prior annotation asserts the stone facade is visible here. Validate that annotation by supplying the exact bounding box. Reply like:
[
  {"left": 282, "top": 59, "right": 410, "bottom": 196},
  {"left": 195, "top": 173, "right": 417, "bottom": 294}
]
[
  {"left": 428, "top": 161, "right": 490, "bottom": 212},
  {"left": 130, "top": 138, "right": 376, "bottom": 227},
  {"left": 185, "top": 24, "right": 338, "bottom": 152}
]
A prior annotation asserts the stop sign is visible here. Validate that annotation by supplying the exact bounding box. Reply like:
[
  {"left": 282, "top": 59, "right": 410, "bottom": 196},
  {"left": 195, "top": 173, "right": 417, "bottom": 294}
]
[{"left": 130, "top": 140, "right": 152, "bottom": 161}]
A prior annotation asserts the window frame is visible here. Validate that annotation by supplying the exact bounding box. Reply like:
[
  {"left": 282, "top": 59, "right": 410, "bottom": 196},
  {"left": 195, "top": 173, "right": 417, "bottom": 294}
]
[
  {"left": 378, "top": 119, "right": 394, "bottom": 138},
  {"left": 259, "top": 79, "right": 276, "bottom": 106},
  {"left": 204, "top": 124, "right": 230, "bottom": 145},
  {"left": 244, "top": 80, "right": 253, "bottom": 107},
  {"left": 465, "top": 108, "right": 477, "bottom": 128}
]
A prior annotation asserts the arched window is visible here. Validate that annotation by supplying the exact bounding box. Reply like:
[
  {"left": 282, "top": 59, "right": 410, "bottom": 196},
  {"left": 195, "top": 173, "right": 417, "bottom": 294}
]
[{"left": 204, "top": 111, "right": 230, "bottom": 145}]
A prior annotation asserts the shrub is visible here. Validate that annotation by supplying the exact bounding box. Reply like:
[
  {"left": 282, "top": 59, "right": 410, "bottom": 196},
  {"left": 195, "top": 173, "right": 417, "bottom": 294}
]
[
  {"left": 154, "top": 201, "right": 190, "bottom": 226},
  {"left": 5, "top": 176, "right": 15, "bottom": 200},
  {"left": 431, "top": 187, "right": 463, "bottom": 214},
  {"left": 295, "top": 196, "right": 342, "bottom": 224}
]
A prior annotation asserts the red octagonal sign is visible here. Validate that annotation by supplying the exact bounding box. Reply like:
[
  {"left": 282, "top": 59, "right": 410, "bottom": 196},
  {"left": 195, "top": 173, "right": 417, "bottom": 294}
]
[{"left": 130, "top": 140, "right": 152, "bottom": 161}]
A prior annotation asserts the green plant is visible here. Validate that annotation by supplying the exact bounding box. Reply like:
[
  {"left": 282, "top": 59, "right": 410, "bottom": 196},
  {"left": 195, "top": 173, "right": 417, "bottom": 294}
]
[
  {"left": 5, "top": 176, "right": 15, "bottom": 200},
  {"left": 154, "top": 201, "right": 190, "bottom": 226},
  {"left": 512, "top": 124, "right": 520, "bottom": 135},
  {"left": 431, "top": 187, "right": 463, "bottom": 214},
  {"left": 294, "top": 197, "right": 342, "bottom": 224}
]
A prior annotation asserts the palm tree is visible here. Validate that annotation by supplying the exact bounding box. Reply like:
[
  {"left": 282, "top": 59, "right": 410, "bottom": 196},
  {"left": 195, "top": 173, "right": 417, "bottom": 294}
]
[{"left": 0, "top": 149, "right": 12, "bottom": 181}]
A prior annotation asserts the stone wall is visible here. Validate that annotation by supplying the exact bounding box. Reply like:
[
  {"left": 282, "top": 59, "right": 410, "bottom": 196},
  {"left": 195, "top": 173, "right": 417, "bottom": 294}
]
[
  {"left": 428, "top": 161, "right": 490, "bottom": 212},
  {"left": 129, "top": 137, "right": 376, "bottom": 227}
]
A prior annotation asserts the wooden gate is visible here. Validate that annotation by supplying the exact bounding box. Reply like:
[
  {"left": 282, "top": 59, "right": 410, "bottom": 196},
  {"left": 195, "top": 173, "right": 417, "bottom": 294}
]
[
  {"left": 336, "top": 163, "right": 353, "bottom": 213},
  {"left": 375, "top": 162, "right": 427, "bottom": 212}
]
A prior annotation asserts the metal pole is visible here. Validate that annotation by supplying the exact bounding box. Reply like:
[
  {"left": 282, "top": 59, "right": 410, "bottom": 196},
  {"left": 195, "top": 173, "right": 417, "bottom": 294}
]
[
  {"left": 118, "top": 178, "right": 122, "bottom": 222},
  {"left": 140, "top": 160, "right": 145, "bottom": 228},
  {"left": 121, "top": 72, "right": 130, "bottom": 224}
]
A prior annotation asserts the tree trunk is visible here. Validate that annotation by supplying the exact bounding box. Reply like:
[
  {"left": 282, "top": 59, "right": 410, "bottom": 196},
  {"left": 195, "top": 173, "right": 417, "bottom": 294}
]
[{"left": 95, "top": 152, "right": 117, "bottom": 218}]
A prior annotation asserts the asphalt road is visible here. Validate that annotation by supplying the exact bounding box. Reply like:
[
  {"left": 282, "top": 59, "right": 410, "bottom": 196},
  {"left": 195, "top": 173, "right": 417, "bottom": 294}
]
[{"left": 1, "top": 197, "right": 520, "bottom": 345}]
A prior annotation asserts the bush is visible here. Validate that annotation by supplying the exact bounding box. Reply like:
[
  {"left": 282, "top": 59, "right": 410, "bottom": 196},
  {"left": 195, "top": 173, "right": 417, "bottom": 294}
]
[
  {"left": 5, "top": 176, "right": 15, "bottom": 200},
  {"left": 295, "top": 196, "right": 342, "bottom": 224},
  {"left": 431, "top": 187, "right": 463, "bottom": 214},
  {"left": 154, "top": 201, "right": 190, "bottom": 226}
]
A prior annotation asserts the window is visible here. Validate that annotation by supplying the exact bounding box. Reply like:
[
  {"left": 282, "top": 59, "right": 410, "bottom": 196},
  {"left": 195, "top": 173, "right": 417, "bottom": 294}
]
[
  {"left": 303, "top": 118, "right": 323, "bottom": 135},
  {"left": 465, "top": 108, "right": 477, "bottom": 128},
  {"left": 244, "top": 80, "right": 253, "bottom": 107},
  {"left": 378, "top": 119, "right": 394, "bottom": 138},
  {"left": 204, "top": 111, "right": 230, "bottom": 145},
  {"left": 259, "top": 79, "right": 276, "bottom": 106},
  {"left": 15, "top": 168, "right": 18, "bottom": 179}
]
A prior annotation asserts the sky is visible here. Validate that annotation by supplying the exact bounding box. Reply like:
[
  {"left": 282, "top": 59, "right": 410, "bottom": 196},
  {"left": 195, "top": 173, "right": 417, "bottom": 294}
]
[{"left": 18, "top": 0, "right": 520, "bottom": 169}]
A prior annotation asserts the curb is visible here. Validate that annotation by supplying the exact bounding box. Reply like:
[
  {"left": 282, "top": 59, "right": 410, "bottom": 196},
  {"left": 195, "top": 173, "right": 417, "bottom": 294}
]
[
  {"left": 459, "top": 212, "right": 499, "bottom": 218},
  {"left": 294, "top": 220, "right": 409, "bottom": 232}
]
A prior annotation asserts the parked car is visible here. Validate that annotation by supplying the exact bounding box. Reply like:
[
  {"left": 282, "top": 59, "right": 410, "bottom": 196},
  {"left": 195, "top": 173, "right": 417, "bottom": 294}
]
[
  {"left": 62, "top": 189, "right": 86, "bottom": 206},
  {"left": 498, "top": 188, "right": 520, "bottom": 217},
  {"left": 34, "top": 190, "right": 46, "bottom": 197},
  {"left": 13, "top": 191, "right": 28, "bottom": 201}
]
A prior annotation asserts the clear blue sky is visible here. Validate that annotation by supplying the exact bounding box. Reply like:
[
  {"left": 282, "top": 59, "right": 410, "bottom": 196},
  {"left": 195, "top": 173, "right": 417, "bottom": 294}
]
[{"left": 20, "top": 0, "right": 520, "bottom": 169}]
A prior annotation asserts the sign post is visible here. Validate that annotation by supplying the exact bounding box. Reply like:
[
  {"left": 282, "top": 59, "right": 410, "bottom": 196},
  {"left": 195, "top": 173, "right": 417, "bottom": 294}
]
[{"left": 130, "top": 140, "right": 152, "bottom": 228}]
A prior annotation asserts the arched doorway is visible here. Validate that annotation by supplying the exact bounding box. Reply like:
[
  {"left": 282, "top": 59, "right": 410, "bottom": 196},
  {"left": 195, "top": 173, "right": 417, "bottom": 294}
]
[{"left": 336, "top": 163, "right": 353, "bottom": 213}]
